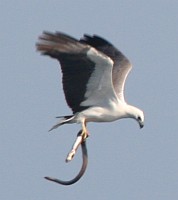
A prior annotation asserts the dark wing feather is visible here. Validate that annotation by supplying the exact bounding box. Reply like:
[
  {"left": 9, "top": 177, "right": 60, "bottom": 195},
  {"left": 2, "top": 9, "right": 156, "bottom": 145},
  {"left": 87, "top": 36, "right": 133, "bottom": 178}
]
[
  {"left": 37, "top": 32, "right": 94, "bottom": 113},
  {"left": 59, "top": 54, "right": 94, "bottom": 112}
]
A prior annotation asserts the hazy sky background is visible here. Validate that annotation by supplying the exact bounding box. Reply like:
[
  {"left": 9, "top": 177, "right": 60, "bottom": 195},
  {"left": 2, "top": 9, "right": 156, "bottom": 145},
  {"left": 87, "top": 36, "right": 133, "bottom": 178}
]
[{"left": 1, "top": 1, "right": 178, "bottom": 199}]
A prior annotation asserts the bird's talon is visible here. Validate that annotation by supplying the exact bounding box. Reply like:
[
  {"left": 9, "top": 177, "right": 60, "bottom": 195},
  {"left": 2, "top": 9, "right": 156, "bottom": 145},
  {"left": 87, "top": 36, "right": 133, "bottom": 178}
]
[{"left": 81, "top": 131, "right": 89, "bottom": 141}]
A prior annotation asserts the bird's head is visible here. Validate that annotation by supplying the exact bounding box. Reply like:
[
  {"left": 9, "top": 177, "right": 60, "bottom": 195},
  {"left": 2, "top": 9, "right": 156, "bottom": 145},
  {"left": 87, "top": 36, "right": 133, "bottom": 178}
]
[
  {"left": 127, "top": 105, "right": 144, "bottom": 129},
  {"left": 136, "top": 110, "right": 144, "bottom": 129}
]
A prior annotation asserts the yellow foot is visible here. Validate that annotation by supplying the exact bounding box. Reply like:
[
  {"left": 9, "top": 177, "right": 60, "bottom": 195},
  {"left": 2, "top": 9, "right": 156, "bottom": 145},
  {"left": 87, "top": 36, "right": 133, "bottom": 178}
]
[{"left": 81, "top": 129, "right": 89, "bottom": 141}]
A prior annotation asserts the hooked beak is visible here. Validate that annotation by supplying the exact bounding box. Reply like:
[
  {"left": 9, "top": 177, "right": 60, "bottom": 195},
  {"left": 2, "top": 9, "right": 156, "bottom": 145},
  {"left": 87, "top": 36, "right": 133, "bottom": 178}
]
[{"left": 139, "top": 121, "right": 144, "bottom": 129}]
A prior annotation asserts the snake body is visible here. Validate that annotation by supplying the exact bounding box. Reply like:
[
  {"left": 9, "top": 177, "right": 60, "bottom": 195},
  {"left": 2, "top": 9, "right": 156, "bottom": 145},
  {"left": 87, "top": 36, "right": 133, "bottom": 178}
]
[{"left": 45, "top": 138, "right": 88, "bottom": 185}]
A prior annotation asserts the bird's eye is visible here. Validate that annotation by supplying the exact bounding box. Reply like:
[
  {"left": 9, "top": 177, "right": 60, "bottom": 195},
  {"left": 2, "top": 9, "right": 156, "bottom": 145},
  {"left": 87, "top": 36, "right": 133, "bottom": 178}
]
[{"left": 137, "top": 116, "right": 141, "bottom": 121}]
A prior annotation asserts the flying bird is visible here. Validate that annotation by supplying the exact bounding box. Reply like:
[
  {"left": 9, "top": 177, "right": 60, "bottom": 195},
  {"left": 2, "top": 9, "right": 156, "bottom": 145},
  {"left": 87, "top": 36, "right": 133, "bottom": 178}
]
[
  {"left": 37, "top": 31, "right": 144, "bottom": 140},
  {"left": 36, "top": 32, "right": 144, "bottom": 185}
]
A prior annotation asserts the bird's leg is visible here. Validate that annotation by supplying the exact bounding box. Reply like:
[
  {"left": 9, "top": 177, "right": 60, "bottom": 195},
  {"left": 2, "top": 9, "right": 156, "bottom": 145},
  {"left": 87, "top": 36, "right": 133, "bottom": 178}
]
[{"left": 81, "top": 119, "right": 89, "bottom": 140}]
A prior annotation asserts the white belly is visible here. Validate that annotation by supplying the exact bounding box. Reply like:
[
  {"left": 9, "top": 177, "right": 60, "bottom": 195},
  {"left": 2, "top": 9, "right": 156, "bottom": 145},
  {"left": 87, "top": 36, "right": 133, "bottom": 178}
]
[{"left": 76, "top": 106, "right": 125, "bottom": 123}]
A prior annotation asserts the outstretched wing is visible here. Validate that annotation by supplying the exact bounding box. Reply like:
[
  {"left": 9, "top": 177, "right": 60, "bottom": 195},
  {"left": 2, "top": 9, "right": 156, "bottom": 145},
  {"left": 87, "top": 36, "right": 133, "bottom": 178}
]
[
  {"left": 36, "top": 32, "right": 117, "bottom": 113},
  {"left": 80, "top": 35, "right": 132, "bottom": 102}
]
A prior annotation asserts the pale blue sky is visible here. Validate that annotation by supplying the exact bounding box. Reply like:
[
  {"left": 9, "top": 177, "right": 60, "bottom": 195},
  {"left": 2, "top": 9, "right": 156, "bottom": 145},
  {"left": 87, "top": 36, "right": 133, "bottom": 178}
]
[{"left": 1, "top": 1, "right": 178, "bottom": 199}]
